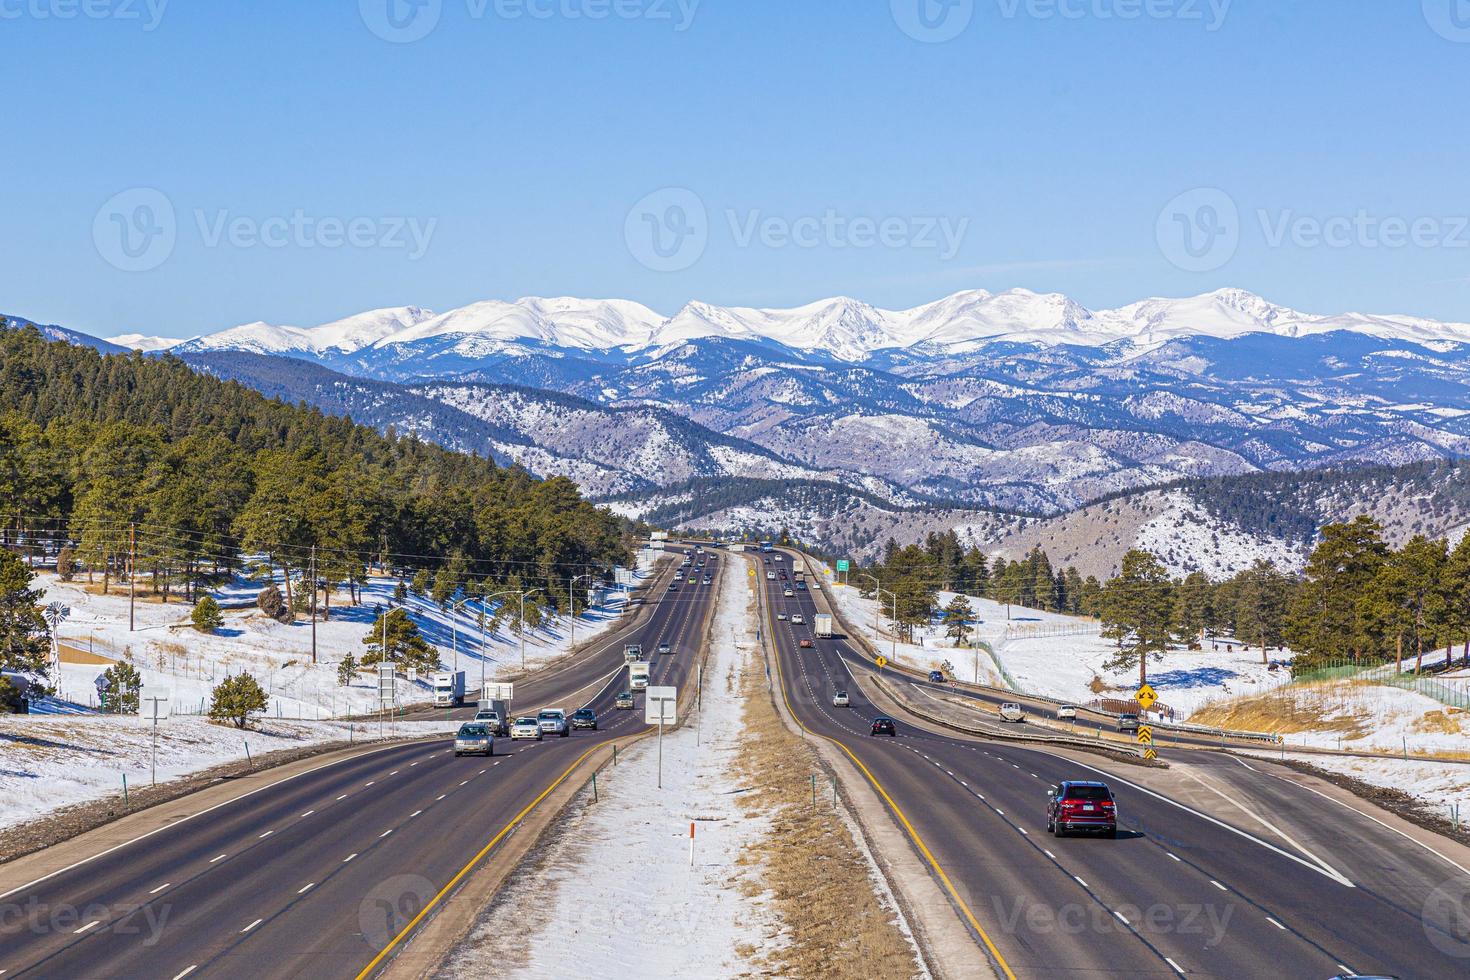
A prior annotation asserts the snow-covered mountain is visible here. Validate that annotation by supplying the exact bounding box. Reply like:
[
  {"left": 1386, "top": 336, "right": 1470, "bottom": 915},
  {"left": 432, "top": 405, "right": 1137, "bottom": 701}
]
[{"left": 124, "top": 288, "right": 1470, "bottom": 363}]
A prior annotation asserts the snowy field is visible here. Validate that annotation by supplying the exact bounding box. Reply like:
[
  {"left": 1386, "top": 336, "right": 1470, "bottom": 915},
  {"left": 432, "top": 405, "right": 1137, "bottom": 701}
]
[
  {"left": 34, "top": 555, "right": 652, "bottom": 719},
  {"left": 1212, "top": 681, "right": 1470, "bottom": 756},
  {"left": 0, "top": 715, "right": 456, "bottom": 832},
  {"left": 440, "top": 548, "right": 775, "bottom": 975},
  {"left": 815, "top": 560, "right": 1281, "bottom": 718}
]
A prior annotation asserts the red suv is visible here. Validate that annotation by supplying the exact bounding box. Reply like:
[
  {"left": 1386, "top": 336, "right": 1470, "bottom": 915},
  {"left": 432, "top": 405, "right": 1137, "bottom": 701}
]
[{"left": 1046, "top": 780, "right": 1116, "bottom": 838}]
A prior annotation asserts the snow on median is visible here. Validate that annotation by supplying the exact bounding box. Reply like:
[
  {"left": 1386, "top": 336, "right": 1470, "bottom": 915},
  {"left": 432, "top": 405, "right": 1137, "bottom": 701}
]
[{"left": 436, "top": 560, "right": 779, "bottom": 976}]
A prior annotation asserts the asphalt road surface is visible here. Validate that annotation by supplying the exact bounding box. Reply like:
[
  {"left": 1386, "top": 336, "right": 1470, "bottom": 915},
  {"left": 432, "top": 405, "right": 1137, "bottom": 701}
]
[
  {"left": 755, "top": 549, "right": 1470, "bottom": 979},
  {"left": 0, "top": 548, "right": 720, "bottom": 979}
]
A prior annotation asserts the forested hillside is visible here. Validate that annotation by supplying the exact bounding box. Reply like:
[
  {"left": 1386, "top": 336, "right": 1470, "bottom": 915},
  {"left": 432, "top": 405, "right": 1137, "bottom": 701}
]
[{"left": 0, "top": 327, "right": 631, "bottom": 661}]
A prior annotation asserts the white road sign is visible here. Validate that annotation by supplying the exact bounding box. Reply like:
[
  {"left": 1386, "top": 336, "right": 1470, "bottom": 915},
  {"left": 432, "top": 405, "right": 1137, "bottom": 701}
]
[
  {"left": 483, "top": 682, "right": 514, "bottom": 701},
  {"left": 645, "top": 685, "right": 677, "bottom": 725},
  {"left": 377, "top": 662, "right": 396, "bottom": 708}
]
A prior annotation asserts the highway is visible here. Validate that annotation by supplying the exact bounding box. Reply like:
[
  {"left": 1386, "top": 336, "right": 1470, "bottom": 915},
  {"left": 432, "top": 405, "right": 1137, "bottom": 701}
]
[
  {"left": 755, "top": 549, "right": 1470, "bottom": 979},
  {"left": 0, "top": 548, "right": 720, "bottom": 979}
]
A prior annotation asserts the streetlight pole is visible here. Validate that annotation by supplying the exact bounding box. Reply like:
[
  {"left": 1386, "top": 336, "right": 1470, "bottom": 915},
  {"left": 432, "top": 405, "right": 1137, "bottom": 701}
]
[
  {"left": 449, "top": 594, "right": 481, "bottom": 675},
  {"left": 519, "top": 588, "right": 543, "bottom": 669},
  {"left": 478, "top": 589, "right": 520, "bottom": 697},
  {"left": 568, "top": 572, "right": 594, "bottom": 649},
  {"left": 860, "top": 574, "right": 882, "bottom": 633}
]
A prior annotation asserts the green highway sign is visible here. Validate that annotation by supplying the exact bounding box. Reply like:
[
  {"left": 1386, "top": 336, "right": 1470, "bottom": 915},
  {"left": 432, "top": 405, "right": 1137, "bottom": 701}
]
[{"left": 836, "top": 559, "right": 850, "bottom": 572}]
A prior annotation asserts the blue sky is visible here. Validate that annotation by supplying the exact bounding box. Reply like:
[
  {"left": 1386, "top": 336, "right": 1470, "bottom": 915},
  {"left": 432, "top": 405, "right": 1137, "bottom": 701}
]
[{"left": 5, "top": 0, "right": 1470, "bottom": 339}]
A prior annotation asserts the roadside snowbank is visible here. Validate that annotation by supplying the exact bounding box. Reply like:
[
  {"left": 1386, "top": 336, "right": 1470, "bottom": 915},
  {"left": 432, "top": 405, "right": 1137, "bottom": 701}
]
[
  {"left": 812, "top": 557, "right": 1278, "bottom": 715},
  {"left": 0, "top": 715, "right": 456, "bottom": 831},
  {"left": 438, "top": 555, "right": 776, "bottom": 975},
  {"left": 1252, "top": 751, "right": 1470, "bottom": 818},
  {"left": 36, "top": 556, "right": 651, "bottom": 719}
]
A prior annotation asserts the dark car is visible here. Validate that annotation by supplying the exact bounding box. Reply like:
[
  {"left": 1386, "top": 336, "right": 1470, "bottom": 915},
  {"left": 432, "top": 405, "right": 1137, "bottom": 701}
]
[
  {"left": 870, "top": 716, "right": 897, "bottom": 737},
  {"left": 1117, "top": 713, "right": 1141, "bottom": 734},
  {"left": 928, "top": 670, "right": 945, "bottom": 683},
  {"left": 571, "top": 707, "right": 598, "bottom": 730},
  {"left": 1047, "top": 780, "right": 1117, "bottom": 838}
]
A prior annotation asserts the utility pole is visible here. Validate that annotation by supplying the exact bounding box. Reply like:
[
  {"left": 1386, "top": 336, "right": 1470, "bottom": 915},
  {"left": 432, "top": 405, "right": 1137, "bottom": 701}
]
[
  {"left": 309, "top": 544, "right": 317, "bottom": 664},
  {"left": 128, "top": 524, "right": 137, "bottom": 632}
]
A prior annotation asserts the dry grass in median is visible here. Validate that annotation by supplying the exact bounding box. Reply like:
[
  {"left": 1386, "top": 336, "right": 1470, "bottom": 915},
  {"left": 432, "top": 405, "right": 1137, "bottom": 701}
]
[{"left": 730, "top": 600, "right": 923, "bottom": 979}]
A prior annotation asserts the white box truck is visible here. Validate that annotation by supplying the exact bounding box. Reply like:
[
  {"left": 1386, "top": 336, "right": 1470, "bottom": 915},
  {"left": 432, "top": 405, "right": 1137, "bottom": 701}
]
[
  {"left": 433, "top": 670, "right": 466, "bottom": 708},
  {"left": 624, "top": 643, "right": 644, "bottom": 663},
  {"left": 814, "top": 613, "right": 834, "bottom": 638},
  {"left": 629, "top": 661, "right": 651, "bottom": 690}
]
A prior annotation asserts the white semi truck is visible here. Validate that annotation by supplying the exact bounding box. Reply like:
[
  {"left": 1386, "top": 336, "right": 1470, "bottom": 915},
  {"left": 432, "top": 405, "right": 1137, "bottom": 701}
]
[
  {"left": 814, "top": 613, "right": 834, "bottom": 638},
  {"left": 433, "top": 670, "right": 466, "bottom": 708}
]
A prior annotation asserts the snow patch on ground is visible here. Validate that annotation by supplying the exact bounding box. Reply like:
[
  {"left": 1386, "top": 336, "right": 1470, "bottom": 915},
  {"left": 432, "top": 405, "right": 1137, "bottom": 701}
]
[
  {"left": 1253, "top": 752, "right": 1470, "bottom": 818},
  {"left": 439, "top": 553, "right": 776, "bottom": 975},
  {"left": 36, "top": 559, "right": 650, "bottom": 719}
]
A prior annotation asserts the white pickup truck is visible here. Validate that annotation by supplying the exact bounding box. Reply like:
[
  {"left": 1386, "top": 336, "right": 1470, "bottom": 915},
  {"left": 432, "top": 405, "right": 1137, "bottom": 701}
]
[{"left": 999, "top": 703, "right": 1026, "bottom": 723}]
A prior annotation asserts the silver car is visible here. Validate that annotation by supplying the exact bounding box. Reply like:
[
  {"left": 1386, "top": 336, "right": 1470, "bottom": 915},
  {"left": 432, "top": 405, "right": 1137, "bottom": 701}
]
[
  {"left": 453, "top": 722, "right": 494, "bottom": 757},
  {"left": 511, "top": 717, "right": 543, "bottom": 740}
]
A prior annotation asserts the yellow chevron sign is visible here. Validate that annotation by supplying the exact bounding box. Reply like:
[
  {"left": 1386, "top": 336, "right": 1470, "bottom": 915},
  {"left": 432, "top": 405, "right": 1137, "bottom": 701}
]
[
  {"left": 1143, "top": 748, "right": 1157, "bottom": 760},
  {"left": 1137, "top": 726, "right": 1154, "bottom": 745}
]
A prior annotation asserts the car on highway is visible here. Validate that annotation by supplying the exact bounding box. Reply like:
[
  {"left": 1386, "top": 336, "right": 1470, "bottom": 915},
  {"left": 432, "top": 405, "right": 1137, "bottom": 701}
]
[
  {"left": 799, "top": 638, "right": 813, "bottom": 649},
  {"left": 928, "top": 670, "right": 945, "bottom": 683},
  {"left": 537, "top": 708, "right": 570, "bottom": 737},
  {"left": 571, "top": 707, "right": 598, "bottom": 730},
  {"left": 688, "top": 576, "right": 698, "bottom": 584},
  {"left": 453, "top": 722, "right": 495, "bottom": 757},
  {"left": 657, "top": 641, "right": 672, "bottom": 655},
  {"left": 702, "top": 576, "right": 712, "bottom": 584},
  {"left": 796, "top": 582, "right": 806, "bottom": 591},
  {"left": 668, "top": 582, "right": 679, "bottom": 591},
  {"left": 473, "top": 708, "right": 508, "bottom": 735},
  {"left": 1046, "top": 780, "right": 1117, "bottom": 838},
  {"left": 614, "top": 691, "right": 635, "bottom": 710},
  {"left": 784, "top": 589, "right": 795, "bottom": 597},
  {"left": 511, "top": 716, "right": 543, "bottom": 740},
  {"left": 767, "top": 571, "right": 776, "bottom": 580},
  {"left": 870, "top": 716, "right": 897, "bottom": 736},
  {"left": 1117, "top": 713, "right": 1141, "bottom": 734},
  {"left": 776, "top": 612, "right": 787, "bottom": 621},
  {"left": 763, "top": 558, "right": 770, "bottom": 564},
  {"left": 1056, "top": 705, "right": 1079, "bottom": 721},
  {"left": 832, "top": 691, "right": 849, "bottom": 707},
  {"left": 791, "top": 614, "right": 804, "bottom": 625},
  {"left": 999, "top": 703, "right": 1026, "bottom": 723},
  {"left": 774, "top": 555, "right": 784, "bottom": 562}
]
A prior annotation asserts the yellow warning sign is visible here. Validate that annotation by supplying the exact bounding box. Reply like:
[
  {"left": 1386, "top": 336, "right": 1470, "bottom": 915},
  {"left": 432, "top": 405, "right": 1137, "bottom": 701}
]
[
  {"left": 1135, "top": 684, "right": 1158, "bottom": 710},
  {"left": 875, "top": 656, "right": 888, "bottom": 669},
  {"left": 1143, "top": 747, "right": 1158, "bottom": 760},
  {"left": 1137, "top": 726, "right": 1154, "bottom": 745}
]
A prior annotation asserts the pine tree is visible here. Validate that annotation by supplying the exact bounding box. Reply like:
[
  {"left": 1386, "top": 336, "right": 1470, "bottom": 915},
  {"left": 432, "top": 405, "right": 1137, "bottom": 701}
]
[
  {"left": 942, "top": 594, "right": 973, "bottom": 646},
  {"left": 1096, "top": 550, "right": 1174, "bottom": 684},
  {"left": 361, "top": 608, "right": 440, "bottom": 674},
  {"left": 0, "top": 550, "right": 50, "bottom": 675},
  {"left": 1285, "top": 517, "right": 1389, "bottom": 672},
  {"left": 191, "top": 595, "right": 224, "bottom": 633},
  {"left": 1232, "top": 561, "right": 1292, "bottom": 662},
  {"left": 99, "top": 661, "right": 142, "bottom": 713},
  {"left": 337, "top": 654, "right": 358, "bottom": 687},
  {"left": 209, "top": 672, "right": 268, "bottom": 728},
  {"left": 1172, "top": 571, "right": 1211, "bottom": 646}
]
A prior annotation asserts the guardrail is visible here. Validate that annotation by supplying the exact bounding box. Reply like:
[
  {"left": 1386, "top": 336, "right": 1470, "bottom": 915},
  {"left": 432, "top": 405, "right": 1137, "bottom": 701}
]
[
  {"left": 872, "top": 676, "right": 1149, "bottom": 760},
  {"left": 793, "top": 546, "right": 1284, "bottom": 749}
]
